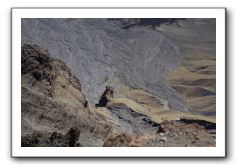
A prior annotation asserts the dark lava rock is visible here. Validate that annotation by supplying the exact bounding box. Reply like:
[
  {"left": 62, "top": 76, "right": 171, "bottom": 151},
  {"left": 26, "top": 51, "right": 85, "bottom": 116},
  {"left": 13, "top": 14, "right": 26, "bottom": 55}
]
[{"left": 96, "top": 86, "right": 114, "bottom": 107}]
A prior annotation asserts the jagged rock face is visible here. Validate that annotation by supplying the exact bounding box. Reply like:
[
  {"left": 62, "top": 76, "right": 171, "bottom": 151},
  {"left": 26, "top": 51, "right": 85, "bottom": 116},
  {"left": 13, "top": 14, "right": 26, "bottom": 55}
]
[
  {"left": 21, "top": 44, "right": 216, "bottom": 147},
  {"left": 21, "top": 44, "right": 86, "bottom": 135},
  {"left": 21, "top": 18, "right": 188, "bottom": 112},
  {"left": 21, "top": 44, "right": 86, "bottom": 108},
  {"left": 21, "top": 18, "right": 216, "bottom": 147},
  {"left": 96, "top": 86, "right": 114, "bottom": 107},
  {"left": 21, "top": 44, "right": 114, "bottom": 146},
  {"left": 103, "top": 119, "right": 216, "bottom": 147}
]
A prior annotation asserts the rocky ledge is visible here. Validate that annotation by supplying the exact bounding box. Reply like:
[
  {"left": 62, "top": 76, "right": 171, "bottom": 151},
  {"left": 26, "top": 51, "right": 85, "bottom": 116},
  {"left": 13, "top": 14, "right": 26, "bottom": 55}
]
[{"left": 21, "top": 44, "right": 216, "bottom": 147}]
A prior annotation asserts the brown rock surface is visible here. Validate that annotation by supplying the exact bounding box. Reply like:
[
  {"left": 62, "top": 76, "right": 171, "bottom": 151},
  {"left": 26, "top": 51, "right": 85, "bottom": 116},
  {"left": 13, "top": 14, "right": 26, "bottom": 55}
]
[
  {"left": 21, "top": 44, "right": 114, "bottom": 147},
  {"left": 21, "top": 18, "right": 216, "bottom": 147},
  {"left": 103, "top": 118, "right": 216, "bottom": 147}
]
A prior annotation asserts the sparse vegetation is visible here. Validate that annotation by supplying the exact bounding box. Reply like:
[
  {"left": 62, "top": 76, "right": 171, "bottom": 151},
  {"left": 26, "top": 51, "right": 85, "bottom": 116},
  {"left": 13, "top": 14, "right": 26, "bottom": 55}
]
[{"left": 21, "top": 18, "right": 216, "bottom": 147}]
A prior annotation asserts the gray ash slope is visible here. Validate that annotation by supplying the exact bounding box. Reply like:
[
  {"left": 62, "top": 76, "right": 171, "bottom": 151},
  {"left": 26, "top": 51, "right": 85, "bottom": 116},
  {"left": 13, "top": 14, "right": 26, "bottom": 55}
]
[{"left": 21, "top": 18, "right": 215, "bottom": 112}]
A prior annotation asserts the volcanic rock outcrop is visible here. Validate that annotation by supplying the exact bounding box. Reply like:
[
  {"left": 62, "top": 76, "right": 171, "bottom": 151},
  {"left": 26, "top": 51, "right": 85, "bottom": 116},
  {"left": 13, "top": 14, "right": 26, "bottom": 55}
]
[
  {"left": 95, "top": 86, "right": 114, "bottom": 107},
  {"left": 21, "top": 44, "right": 113, "bottom": 146},
  {"left": 21, "top": 18, "right": 216, "bottom": 147},
  {"left": 103, "top": 118, "right": 216, "bottom": 147}
]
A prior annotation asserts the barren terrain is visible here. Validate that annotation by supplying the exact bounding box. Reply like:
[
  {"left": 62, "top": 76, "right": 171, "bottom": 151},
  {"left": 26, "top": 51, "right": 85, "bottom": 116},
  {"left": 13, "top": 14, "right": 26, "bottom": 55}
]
[{"left": 21, "top": 18, "right": 216, "bottom": 147}]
